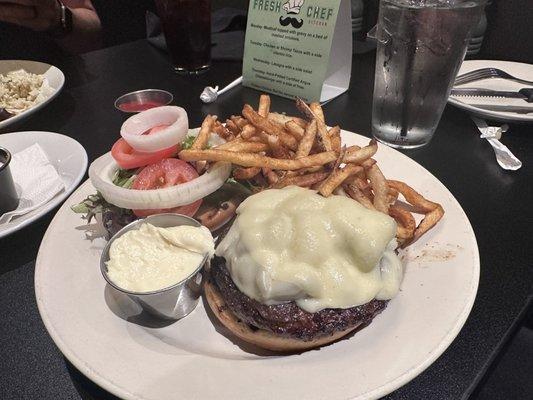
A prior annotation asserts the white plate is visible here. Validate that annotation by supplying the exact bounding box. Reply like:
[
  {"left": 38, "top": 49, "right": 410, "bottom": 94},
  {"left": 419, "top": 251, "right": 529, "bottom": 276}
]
[
  {"left": 0, "top": 60, "right": 65, "bottom": 130},
  {"left": 35, "top": 130, "right": 479, "bottom": 400},
  {"left": 0, "top": 131, "right": 87, "bottom": 238},
  {"left": 448, "top": 59, "right": 533, "bottom": 122}
]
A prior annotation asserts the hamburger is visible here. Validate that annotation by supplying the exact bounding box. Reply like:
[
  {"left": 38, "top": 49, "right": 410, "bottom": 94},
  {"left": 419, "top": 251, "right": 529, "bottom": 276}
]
[{"left": 205, "top": 186, "right": 404, "bottom": 352}]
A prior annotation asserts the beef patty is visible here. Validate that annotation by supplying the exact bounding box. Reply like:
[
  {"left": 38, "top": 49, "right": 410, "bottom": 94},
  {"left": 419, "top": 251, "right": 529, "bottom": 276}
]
[{"left": 209, "top": 256, "right": 388, "bottom": 342}]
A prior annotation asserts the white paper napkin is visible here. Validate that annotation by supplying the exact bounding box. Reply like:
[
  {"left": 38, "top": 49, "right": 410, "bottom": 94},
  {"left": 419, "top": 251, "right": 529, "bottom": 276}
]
[{"left": 0, "top": 143, "right": 65, "bottom": 224}]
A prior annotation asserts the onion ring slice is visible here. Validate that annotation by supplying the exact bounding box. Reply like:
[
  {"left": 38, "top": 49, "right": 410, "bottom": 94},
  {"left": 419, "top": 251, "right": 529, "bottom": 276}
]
[
  {"left": 89, "top": 153, "right": 231, "bottom": 209},
  {"left": 120, "top": 106, "right": 188, "bottom": 152}
]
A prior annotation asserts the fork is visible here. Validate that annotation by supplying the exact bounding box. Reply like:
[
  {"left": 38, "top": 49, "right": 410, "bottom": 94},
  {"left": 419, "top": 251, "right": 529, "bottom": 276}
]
[{"left": 455, "top": 68, "right": 533, "bottom": 86}]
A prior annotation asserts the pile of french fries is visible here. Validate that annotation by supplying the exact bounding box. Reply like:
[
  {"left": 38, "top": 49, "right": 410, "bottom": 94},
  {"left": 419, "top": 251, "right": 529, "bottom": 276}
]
[{"left": 179, "top": 95, "right": 444, "bottom": 248}]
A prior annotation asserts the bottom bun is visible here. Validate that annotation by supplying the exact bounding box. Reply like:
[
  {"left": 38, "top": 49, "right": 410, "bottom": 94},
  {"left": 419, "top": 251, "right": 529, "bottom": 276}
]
[{"left": 204, "top": 280, "right": 361, "bottom": 352}]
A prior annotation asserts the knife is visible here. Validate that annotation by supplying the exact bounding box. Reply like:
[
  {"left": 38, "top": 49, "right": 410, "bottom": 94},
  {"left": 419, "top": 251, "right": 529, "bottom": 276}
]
[
  {"left": 468, "top": 104, "right": 533, "bottom": 114},
  {"left": 451, "top": 87, "right": 533, "bottom": 102}
]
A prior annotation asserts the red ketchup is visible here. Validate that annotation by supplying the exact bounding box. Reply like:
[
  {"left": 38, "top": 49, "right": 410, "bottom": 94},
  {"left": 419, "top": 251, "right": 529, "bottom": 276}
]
[{"left": 119, "top": 101, "right": 163, "bottom": 113}]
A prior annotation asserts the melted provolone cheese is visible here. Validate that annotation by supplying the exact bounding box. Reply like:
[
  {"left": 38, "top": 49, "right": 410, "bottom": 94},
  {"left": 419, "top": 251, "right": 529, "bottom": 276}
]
[{"left": 216, "top": 186, "right": 403, "bottom": 312}]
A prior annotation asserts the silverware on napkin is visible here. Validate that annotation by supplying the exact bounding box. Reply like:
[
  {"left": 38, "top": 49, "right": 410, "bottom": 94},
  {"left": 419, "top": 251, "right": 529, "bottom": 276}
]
[
  {"left": 471, "top": 117, "right": 522, "bottom": 171},
  {"left": 200, "top": 76, "right": 243, "bottom": 103}
]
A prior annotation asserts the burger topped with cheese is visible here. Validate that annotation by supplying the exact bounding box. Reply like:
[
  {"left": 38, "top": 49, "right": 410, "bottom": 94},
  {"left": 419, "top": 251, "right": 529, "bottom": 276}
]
[{"left": 205, "top": 186, "right": 404, "bottom": 352}]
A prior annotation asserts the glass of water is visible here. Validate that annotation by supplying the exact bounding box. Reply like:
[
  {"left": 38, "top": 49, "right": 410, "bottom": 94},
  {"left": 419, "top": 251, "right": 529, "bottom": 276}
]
[{"left": 372, "top": 0, "right": 486, "bottom": 149}]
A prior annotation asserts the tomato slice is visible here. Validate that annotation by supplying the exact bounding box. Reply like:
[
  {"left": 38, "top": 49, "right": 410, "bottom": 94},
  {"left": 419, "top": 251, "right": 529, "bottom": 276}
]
[
  {"left": 111, "top": 138, "right": 178, "bottom": 170},
  {"left": 131, "top": 158, "right": 202, "bottom": 217},
  {"left": 112, "top": 125, "right": 178, "bottom": 169}
]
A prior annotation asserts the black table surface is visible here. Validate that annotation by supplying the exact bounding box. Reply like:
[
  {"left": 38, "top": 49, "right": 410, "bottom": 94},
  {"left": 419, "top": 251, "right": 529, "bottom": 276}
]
[{"left": 1, "top": 40, "right": 532, "bottom": 400}]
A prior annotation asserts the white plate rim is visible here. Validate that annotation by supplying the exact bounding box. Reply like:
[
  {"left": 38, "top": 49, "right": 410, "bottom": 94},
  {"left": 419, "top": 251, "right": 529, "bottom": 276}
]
[
  {"left": 35, "top": 130, "right": 480, "bottom": 400},
  {"left": 448, "top": 59, "right": 533, "bottom": 122},
  {"left": 0, "top": 131, "right": 87, "bottom": 238},
  {"left": 0, "top": 60, "right": 65, "bottom": 130}
]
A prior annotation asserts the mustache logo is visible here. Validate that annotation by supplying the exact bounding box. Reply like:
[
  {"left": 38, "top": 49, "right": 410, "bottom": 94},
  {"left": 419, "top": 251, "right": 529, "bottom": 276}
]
[{"left": 279, "top": 16, "right": 304, "bottom": 29}]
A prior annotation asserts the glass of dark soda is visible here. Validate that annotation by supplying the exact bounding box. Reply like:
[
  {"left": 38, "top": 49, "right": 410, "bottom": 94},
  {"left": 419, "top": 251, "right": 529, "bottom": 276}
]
[{"left": 155, "top": 0, "right": 211, "bottom": 74}]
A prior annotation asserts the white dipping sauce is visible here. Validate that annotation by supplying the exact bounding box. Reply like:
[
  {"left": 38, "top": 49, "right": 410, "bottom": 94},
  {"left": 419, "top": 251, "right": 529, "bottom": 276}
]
[
  {"left": 216, "top": 186, "right": 404, "bottom": 313},
  {"left": 106, "top": 223, "right": 214, "bottom": 293}
]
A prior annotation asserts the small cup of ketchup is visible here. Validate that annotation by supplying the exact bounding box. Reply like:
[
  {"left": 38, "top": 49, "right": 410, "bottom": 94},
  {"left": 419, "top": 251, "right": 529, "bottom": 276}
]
[{"left": 114, "top": 89, "right": 173, "bottom": 113}]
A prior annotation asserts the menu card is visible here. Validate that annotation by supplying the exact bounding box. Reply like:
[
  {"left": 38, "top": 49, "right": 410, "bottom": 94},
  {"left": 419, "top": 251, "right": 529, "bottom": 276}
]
[{"left": 242, "top": 0, "right": 352, "bottom": 102}]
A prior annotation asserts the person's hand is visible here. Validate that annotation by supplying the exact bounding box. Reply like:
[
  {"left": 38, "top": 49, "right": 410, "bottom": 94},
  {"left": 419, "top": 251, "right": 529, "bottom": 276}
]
[{"left": 0, "top": 0, "right": 61, "bottom": 32}]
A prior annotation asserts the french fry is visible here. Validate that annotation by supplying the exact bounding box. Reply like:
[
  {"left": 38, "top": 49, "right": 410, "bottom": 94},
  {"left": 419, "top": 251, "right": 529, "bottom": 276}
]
[
  {"left": 268, "top": 112, "right": 307, "bottom": 128},
  {"left": 238, "top": 95, "right": 270, "bottom": 139},
  {"left": 225, "top": 119, "right": 240, "bottom": 135},
  {"left": 267, "top": 135, "right": 292, "bottom": 159},
  {"left": 241, "top": 124, "right": 257, "bottom": 140},
  {"left": 361, "top": 158, "right": 377, "bottom": 170},
  {"left": 179, "top": 149, "right": 337, "bottom": 170},
  {"left": 404, "top": 205, "right": 444, "bottom": 247},
  {"left": 343, "top": 140, "right": 378, "bottom": 164},
  {"left": 233, "top": 167, "right": 261, "bottom": 180},
  {"left": 388, "top": 187, "right": 399, "bottom": 205},
  {"left": 215, "top": 141, "right": 268, "bottom": 153},
  {"left": 298, "top": 165, "right": 325, "bottom": 174},
  {"left": 295, "top": 97, "right": 316, "bottom": 120},
  {"left": 329, "top": 126, "right": 341, "bottom": 154},
  {"left": 318, "top": 164, "right": 363, "bottom": 197},
  {"left": 214, "top": 136, "right": 242, "bottom": 148},
  {"left": 193, "top": 95, "right": 443, "bottom": 248},
  {"left": 248, "top": 135, "right": 264, "bottom": 143},
  {"left": 310, "top": 102, "right": 324, "bottom": 122},
  {"left": 296, "top": 119, "right": 317, "bottom": 158},
  {"left": 192, "top": 115, "right": 215, "bottom": 150},
  {"left": 367, "top": 164, "right": 389, "bottom": 213},
  {"left": 332, "top": 145, "right": 346, "bottom": 171},
  {"left": 389, "top": 206, "right": 416, "bottom": 240},
  {"left": 242, "top": 105, "right": 298, "bottom": 150},
  {"left": 213, "top": 121, "right": 232, "bottom": 140},
  {"left": 262, "top": 168, "right": 279, "bottom": 185},
  {"left": 317, "top": 121, "right": 332, "bottom": 151},
  {"left": 346, "top": 175, "right": 372, "bottom": 196},
  {"left": 258, "top": 95, "right": 271, "bottom": 117},
  {"left": 343, "top": 183, "right": 375, "bottom": 210},
  {"left": 231, "top": 115, "right": 248, "bottom": 129},
  {"left": 273, "top": 171, "right": 329, "bottom": 189},
  {"left": 295, "top": 98, "right": 332, "bottom": 151},
  {"left": 285, "top": 120, "right": 305, "bottom": 140},
  {"left": 388, "top": 180, "right": 440, "bottom": 213}
]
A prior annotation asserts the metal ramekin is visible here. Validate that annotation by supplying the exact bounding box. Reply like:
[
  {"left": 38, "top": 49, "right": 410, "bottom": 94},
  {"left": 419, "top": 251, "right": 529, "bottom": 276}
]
[
  {"left": 100, "top": 213, "right": 209, "bottom": 320},
  {"left": 0, "top": 147, "right": 19, "bottom": 214},
  {"left": 114, "top": 89, "right": 173, "bottom": 113}
]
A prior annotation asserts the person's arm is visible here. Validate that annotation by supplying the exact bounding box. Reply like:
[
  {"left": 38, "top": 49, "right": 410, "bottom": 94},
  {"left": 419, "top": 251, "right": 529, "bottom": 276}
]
[{"left": 0, "top": 0, "right": 102, "bottom": 53}]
